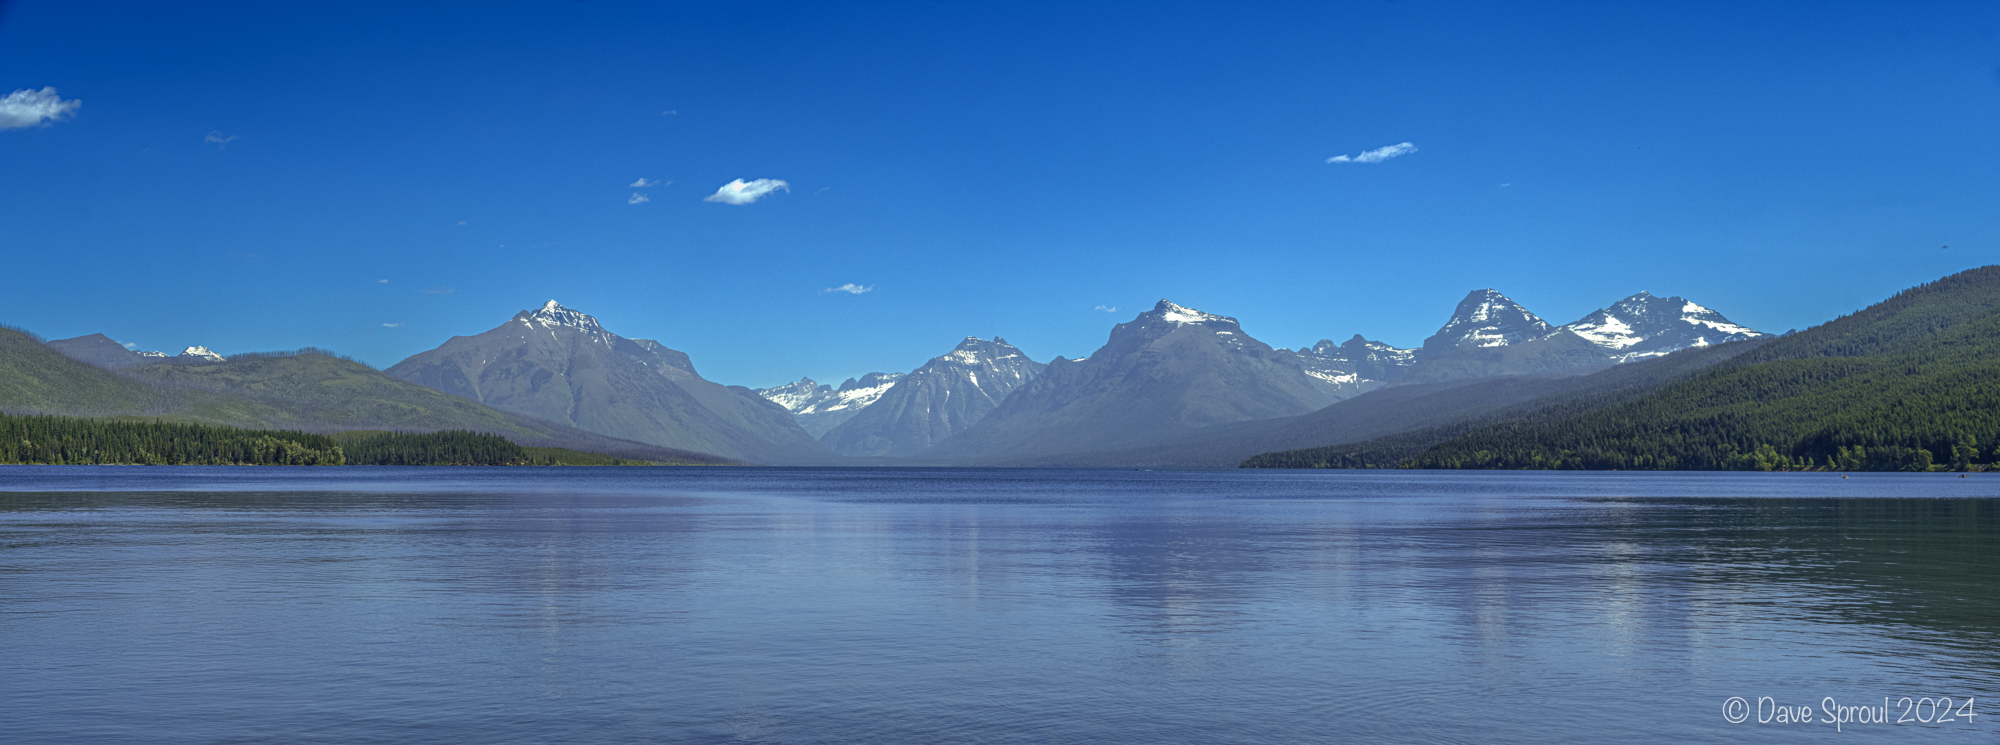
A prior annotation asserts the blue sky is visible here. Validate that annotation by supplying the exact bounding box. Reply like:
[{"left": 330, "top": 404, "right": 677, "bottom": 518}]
[{"left": 3, "top": 1, "right": 1997, "bottom": 388}]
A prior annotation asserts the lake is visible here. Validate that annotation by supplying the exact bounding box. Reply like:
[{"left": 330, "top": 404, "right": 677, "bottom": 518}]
[{"left": 2, "top": 467, "right": 1995, "bottom": 743}]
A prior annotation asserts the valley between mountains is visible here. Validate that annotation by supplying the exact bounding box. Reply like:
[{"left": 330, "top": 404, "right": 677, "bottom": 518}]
[{"left": 8, "top": 267, "right": 2000, "bottom": 471}]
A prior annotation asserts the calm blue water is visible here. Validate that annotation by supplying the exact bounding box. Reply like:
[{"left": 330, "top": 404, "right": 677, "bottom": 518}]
[{"left": 2, "top": 467, "right": 1996, "bottom": 743}]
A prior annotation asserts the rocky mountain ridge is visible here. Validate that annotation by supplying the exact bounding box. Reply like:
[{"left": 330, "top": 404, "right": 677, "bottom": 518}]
[
  {"left": 753, "top": 372, "right": 905, "bottom": 437},
  {"left": 819, "top": 336, "right": 1045, "bottom": 457}
]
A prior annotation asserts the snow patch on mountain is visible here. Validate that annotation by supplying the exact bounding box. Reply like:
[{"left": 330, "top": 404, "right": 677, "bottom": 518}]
[
  {"left": 1422, "top": 289, "right": 1556, "bottom": 352},
  {"left": 178, "top": 346, "right": 224, "bottom": 362},
  {"left": 1558, "top": 291, "right": 1767, "bottom": 363}
]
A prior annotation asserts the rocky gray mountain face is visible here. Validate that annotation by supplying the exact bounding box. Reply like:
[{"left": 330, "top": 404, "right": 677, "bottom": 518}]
[
  {"left": 1420, "top": 289, "right": 1555, "bottom": 355},
  {"left": 753, "top": 372, "right": 904, "bottom": 438},
  {"left": 819, "top": 337, "right": 1045, "bottom": 457},
  {"left": 917, "top": 301, "right": 1361, "bottom": 462},
  {"left": 1398, "top": 288, "right": 1767, "bottom": 384},
  {"left": 385, "top": 300, "right": 828, "bottom": 464}
]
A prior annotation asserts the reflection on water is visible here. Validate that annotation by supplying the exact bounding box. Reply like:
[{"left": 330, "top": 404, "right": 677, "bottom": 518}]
[{"left": 1, "top": 467, "right": 1995, "bottom": 743}]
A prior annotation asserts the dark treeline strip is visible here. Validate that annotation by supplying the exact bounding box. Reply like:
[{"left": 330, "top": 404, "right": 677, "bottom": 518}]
[
  {"left": 336, "top": 430, "right": 657, "bottom": 465},
  {"left": 0, "top": 415, "right": 660, "bottom": 467},
  {"left": 0, "top": 413, "right": 343, "bottom": 465},
  {"left": 334, "top": 430, "right": 522, "bottom": 465}
]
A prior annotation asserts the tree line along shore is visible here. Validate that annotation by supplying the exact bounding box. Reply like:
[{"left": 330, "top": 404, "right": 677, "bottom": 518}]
[{"left": 0, "top": 413, "right": 666, "bottom": 466}]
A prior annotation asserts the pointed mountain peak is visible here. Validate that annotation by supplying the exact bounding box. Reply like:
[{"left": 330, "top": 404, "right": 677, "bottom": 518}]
[
  {"left": 517, "top": 300, "right": 607, "bottom": 334},
  {"left": 178, "top": 345, "right": 224, "bottom": 362},
  {"left": 1146, "top": 300, "right": 1236, "bottom": 327},
  {"left": 1422, "top": 289, "right": 1553, "bottom": 352}
]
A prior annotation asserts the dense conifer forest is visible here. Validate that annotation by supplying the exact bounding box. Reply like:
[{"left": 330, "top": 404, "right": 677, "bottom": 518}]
[{"left": 0, "top": 413, "right": 343, "bottom": 465}]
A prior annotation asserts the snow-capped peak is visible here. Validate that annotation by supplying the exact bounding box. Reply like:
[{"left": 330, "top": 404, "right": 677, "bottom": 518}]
[
  {"left": 512, "top": 300, "right": 612, "bottom": 340},
  {"left": 178, "top": 346, "right": 224, "bottom": 361},
  {"left": 1150, "top": 299, "right": 1233, "bottom": 327},
  {"left": 522, "top": 300, "right": 606, "bottom": 333},
  {"left": 1560, "top": 291, "right": 1766, "bottom": 362},
  {"left": 1421, "top": 289, "right": 1554, "bottom": 352}
]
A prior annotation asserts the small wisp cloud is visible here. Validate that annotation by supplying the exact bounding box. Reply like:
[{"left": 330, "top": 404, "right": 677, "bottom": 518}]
[
  {"left": 1094, "top": 305, "right": 1118, "bottom": 313},
  {"left": 1327, "top": 142, "right": 1417, "bottom": 164},
  {"left": 823, "top": 283, "right": 873, "bottom": 295},
  {"left": 205, "top": 131, "right": 240, "bottom": 148},
  {"left": 0, "top": 87, "right": 82, "bottom": 130},
  {"left": 705, "top": 178, "right": 790, "bottom": 205},
  {"left": 628, "top": 192, "right": 650, "bottom": 205},
  {"left": 630, "top": 177, "right": 659, "bottom": 188}
]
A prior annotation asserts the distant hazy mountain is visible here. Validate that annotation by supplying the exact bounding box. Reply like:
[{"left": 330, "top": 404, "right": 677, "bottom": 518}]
[
  {"left": 917, "top": 301, "right": 1356, "bottom": 462},
  {"left": 385, "top": 300, "right": 827, "bottom": 463},
  {"left": 1560, "top": 291, "right": 1767, "bottom": 362},
  {"left": 1288, "top": 335, "right": 1417, "bottom": 392},
  {"left": 46, "top": 333, "right": 156, "bottom": 369},
  {"left": 754, "top": 372, "right": 903, "bottom": 438},
  {"left": 819, "top": 337, "right": 1044, "bottom": 457}
]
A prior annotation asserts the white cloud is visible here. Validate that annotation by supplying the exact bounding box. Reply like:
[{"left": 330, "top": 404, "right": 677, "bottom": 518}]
[
  {"left": 823, "top": 283, "right": 873, "bottom": 294},
  {"left": 661, "top": 109, "right": 678, "bottom": 116},
  {"left": 456, "top": 220, "right": 467, "bottom": 226},
  {"left": 377, "top": 278, "right": 389, "bottom": 283},
  {"left": 205, "top": 131, "right": 239, "bottom": 148},
  {"left": 628, "top": 192, "right": 650, "bottom": 205},
  {"left": 382, "top": 323, "right": 403, "bottom": 328},
  {"left": 0, "top": 87, "right": 81, "bottom": 130},
  {"left": 120, "top": 341, "right": 138, "bottom": 350},
  {"left": 705, "top": 178, "right": 790, "bottom": 205},
  {"left": 1094, "top": 305, "right": 1118, "bottom": 313},
  {"left": 1326, "top": 141, "right": 1417, "bottom": 164},
  {"left": 631, "top": 177, "right": 659, "bottom": 188}
]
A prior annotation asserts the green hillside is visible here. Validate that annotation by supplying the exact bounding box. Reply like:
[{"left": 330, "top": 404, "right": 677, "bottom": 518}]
[
  {"left": 127, "top": 353, "right": 567, "bottom": 434},
  {"left": 1, "top": 331, "right": 735, "bottom": 465},
  {"left": 1371, "top": 266, "right": 2000, "bottom": 472},
  {"left": 0, "top": 326, "right": 171, "bottom": 415}
]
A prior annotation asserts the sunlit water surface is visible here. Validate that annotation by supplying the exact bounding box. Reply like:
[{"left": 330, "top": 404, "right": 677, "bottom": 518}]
[{"left": 2, "top": 467, "right": 1996, "bottom": 743}]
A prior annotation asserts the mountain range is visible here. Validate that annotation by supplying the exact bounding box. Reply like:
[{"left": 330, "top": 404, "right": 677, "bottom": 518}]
[
  {"left": 754, "top": 373, "right": 903, "bottom": 437},
  {"left": 1, "top": 282, "right": 1792, "bottom": 468}
]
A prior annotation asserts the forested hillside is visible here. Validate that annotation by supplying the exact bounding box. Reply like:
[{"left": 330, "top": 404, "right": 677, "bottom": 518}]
[{"left": 1277, "top": 267, "right": 2000, "bottom": 472}]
